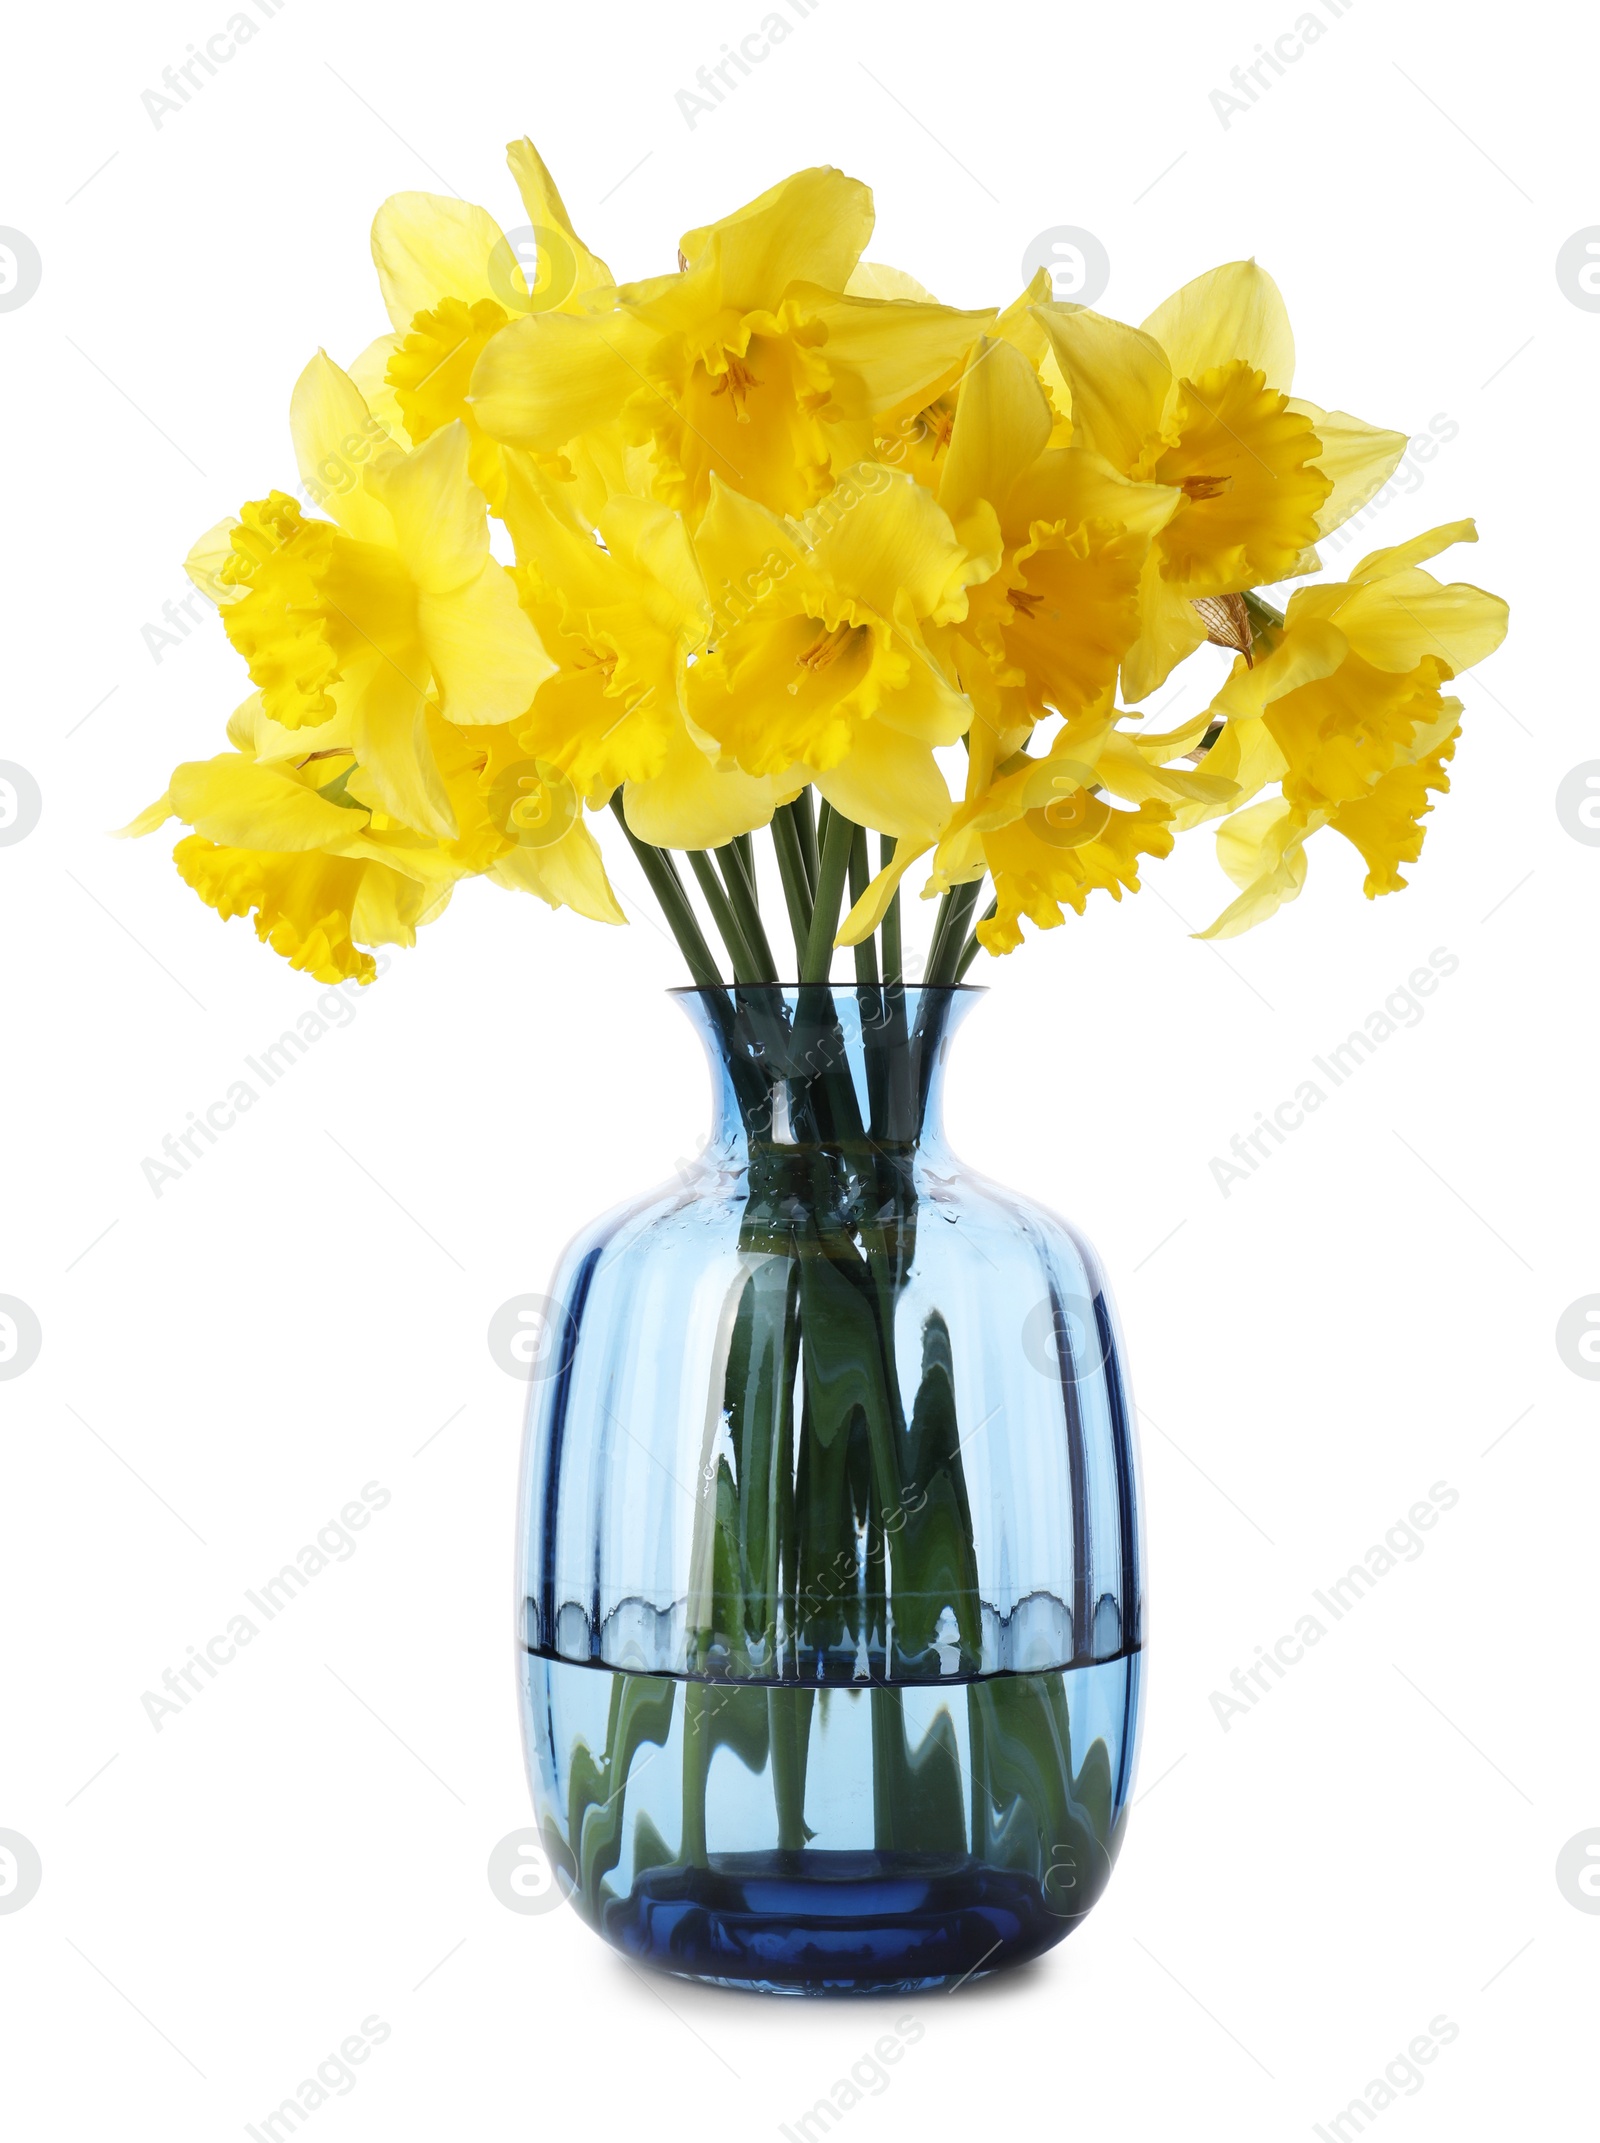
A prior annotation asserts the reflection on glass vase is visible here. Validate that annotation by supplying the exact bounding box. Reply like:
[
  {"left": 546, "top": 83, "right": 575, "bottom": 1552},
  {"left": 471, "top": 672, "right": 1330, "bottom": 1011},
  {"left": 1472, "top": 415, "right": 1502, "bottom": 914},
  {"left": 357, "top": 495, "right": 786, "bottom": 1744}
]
[{"left": 515, "top": 984, "right": 1143, "bottom": 1995}]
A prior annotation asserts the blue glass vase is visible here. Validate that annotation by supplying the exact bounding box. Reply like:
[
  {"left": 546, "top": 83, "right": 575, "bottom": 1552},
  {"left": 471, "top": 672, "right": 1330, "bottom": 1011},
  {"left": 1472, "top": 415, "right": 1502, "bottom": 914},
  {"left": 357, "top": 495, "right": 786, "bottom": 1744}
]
[{"left": 516, "top": 984, "right": 1143, "bottom": 1993}]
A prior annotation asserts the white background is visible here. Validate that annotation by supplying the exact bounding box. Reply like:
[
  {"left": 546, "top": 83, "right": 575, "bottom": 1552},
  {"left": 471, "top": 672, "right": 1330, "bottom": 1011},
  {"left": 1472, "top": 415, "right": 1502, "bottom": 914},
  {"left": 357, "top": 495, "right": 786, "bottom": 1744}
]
[{"left": 1, "top": 0, "right": 1594, "bottom": 2135}]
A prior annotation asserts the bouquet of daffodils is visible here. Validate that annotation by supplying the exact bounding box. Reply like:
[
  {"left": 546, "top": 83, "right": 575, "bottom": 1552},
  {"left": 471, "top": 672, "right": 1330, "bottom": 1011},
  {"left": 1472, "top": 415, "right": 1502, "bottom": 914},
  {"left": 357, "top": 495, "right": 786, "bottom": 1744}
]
[{"left": 130, "top": 139, "right": 1508, "bottom": 989}]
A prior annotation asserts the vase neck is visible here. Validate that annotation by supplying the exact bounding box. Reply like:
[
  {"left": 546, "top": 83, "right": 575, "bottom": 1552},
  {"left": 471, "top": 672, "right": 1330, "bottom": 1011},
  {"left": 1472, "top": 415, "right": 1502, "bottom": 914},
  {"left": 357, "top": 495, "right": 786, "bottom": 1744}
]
[{"left": 674, "top": 984, "right": 981, "bottom": 1158}]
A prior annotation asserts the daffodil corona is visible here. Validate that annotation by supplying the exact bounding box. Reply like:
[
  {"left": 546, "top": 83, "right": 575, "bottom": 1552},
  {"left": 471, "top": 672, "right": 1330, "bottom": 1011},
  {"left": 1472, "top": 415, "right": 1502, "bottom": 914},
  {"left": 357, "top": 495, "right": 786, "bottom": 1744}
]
[{"left": 130, "top": 141, "right": 1507, "bottom": 988}]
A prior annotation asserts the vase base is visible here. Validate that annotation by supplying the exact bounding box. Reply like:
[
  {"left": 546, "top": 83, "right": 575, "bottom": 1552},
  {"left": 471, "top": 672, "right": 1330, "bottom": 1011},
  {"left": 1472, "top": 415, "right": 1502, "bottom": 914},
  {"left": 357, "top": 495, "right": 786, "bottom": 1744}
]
[{"left": 599, "top": 1848, "right": 1077, "bottom": 1995}]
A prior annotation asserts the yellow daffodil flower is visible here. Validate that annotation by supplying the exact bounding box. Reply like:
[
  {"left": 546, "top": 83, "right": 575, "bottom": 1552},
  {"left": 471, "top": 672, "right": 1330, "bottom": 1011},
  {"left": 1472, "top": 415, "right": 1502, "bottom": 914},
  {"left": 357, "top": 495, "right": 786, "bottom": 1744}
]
[
  {"left": 349, "top": 140, "right": 616, "bottom": 510},
  {"left": 125, "top": 690, "right": 623, "bottom": 984},
  {"left": 199, "top": 357, "right": 552, "bottom": 842},
  {"left": 1193, "top": 521, "right": 1509, "bottom": 936},
  {"left": 130, "top": 144, "right": 1507, "bottom": 991},
  {"left": 501, "top": 461, "right": 784, "bottom": 848},
  {"left": 686, "top": 465, "right": 980, "bottom": 842},
  {"left": 471, "top": 165, "right": 993, "bottom": 524},
  {"left": 1036, "top": 262, "right": 1407, "bottom": 701},
  {"left": 927, "top": 336, "right": 1180, "bottom": 754}
]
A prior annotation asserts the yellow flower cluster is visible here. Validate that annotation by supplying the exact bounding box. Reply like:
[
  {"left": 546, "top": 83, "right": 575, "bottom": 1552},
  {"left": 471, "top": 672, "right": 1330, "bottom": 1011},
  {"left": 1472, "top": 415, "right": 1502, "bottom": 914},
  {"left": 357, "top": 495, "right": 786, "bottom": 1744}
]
[{"left": 131, "top": 140, "right": 1508, "bottom": 983}]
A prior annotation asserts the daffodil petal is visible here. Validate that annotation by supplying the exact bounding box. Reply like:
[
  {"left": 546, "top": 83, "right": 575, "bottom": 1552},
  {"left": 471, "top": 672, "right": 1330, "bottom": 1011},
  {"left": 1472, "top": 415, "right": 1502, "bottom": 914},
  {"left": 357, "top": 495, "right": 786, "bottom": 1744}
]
[
  {"left": 491, "top": 814, "right": 627, "bottom": 923},
  {"left": 117, "top": 793, "right": 175, "bottom": 838},
  {"left": 350, "top": 862, "right": 438, "bottom": 945},
  {"left": 802, "top": 289, "right": 994, "bottom": 425},
  {"left": 1121, "top": 553, "right": 1208, "bottom": 703},
  {"left": 347, "top": 333, "right": 407, "bottom": 437},
  {"left": 845, "top": 261, "right": 937, "bottom": 302},
  {"left": 185, "top": 519, "right": 244, "bottom": 606},
  {"left": 420, "top": 566, "right": 553, "bottom": 726},
  {"left": 836, "top": 840, "right": 932, "bottom": 944},
  {"left": 371, "top": 192, "right": 508, "bottom": 333},
  {"left": 1214, "top": 615, "right": 1349, "bottom": 718},
  {"left": 1199, "top": 797, "right": 1316, "bottom": 936},
  {"left": 1142, "top": 261, "right": 1295, "bottom": 393},
  {"left": 939, "top": 338, "right": 1053, "bottom": 546},
  {"left": 808, "top": 469, "right": 972, "bottom": 628},
  {"left": 365, "top": 422, "right": 487, "bottom": 597},
  {"left": 347, "top": 662, "right": 457, "bottom": 839},
  {"left": 1289, "top": 400, "right": 1408, "bottom": 537},
  {"left": 1331, "top": 571, "right": 1509, "bottom": 675},
  {"left": 290, "top": 351, "right": 395, "bottom": 542},
  {"left": 814, "top": 721, "right": 952, "bottom": 843},
  {"left": 505, "top": 137, "right": 615, "bottom": 309},
  {"left": 1348, "top": 518, "right": 1479, "bottom": 584},
  {"left": 1032, "top": 304, "right": 1171, "bottom": 472},
  {"left": 164, "top": 753, "right": 366, "bottom": 850},
  {"left": 470, "top": 306, "right": 656, "bottom": 455},
  {"left": 622, "top": 726, "right": 777, "bottom": 849},
  {"left": 678, "top": 166, "right": 874, "bottom": 310}
]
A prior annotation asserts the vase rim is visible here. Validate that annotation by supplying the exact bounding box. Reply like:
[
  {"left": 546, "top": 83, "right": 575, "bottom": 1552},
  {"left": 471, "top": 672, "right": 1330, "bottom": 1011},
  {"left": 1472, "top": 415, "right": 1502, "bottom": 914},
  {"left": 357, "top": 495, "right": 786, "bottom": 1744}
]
[{"left": 666, "top": 981, "right": 989, "bottom": 996}]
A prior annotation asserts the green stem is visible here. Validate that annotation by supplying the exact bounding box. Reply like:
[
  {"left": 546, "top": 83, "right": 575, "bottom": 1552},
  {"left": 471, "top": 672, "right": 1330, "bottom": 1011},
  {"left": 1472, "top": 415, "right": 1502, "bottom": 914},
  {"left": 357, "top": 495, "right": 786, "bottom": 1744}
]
[
  {"left": 1242, "top": 589, "right": 1286, "bottom": 640},
  {"left": 733, "top": 830, "right": 756, "bottom": 892},
  {"left": 687, "top": 850, "right": 760, "bottom": 983},
  {"left": 925, "top": 879, "right": 983, "bottom": 987},
  {"left": 789, "top": 788, "right": 820, "bottom": 890},
  {"left": 608, "top": 796, "right": 724, "bottom": 989},
  {"left": 769, "top": 807, "right": 815, "bottom": 974},
  {"left": 953, "top": 898, "right": 997, "bottom": 980},
  {"left": 716, "top": 841, "right": 778, "bottom": 981},
  {"left": 847, "top": 822, "right": 878, "bottom": 989},
  {"left": 801, "top": 804, "right": 854, "bottom": 985},
  {"left": 878, "top": 835, "right": 902, "bottom": 989},
  {"left": 922, "top": 882, "right": 959, "bottom": 985}
]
